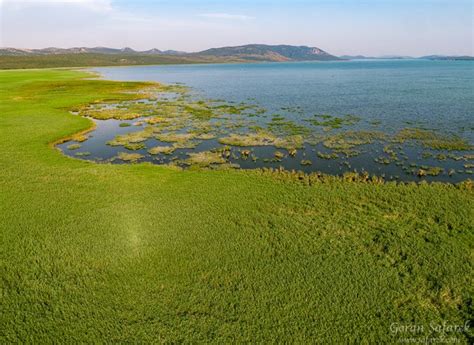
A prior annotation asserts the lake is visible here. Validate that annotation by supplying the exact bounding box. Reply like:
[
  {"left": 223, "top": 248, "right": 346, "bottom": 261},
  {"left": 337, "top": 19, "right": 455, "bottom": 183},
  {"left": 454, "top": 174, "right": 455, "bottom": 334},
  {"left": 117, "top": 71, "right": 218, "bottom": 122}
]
[{"left": 58, "top": 60, "right": 474, "bottom": 182}]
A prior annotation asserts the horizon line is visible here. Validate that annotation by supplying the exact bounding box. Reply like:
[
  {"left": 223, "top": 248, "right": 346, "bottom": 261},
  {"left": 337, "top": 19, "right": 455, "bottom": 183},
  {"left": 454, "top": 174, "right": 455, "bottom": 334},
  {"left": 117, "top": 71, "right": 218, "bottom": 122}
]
[{"left": 1, "top": 44, "right": 472, "bottom": 58}]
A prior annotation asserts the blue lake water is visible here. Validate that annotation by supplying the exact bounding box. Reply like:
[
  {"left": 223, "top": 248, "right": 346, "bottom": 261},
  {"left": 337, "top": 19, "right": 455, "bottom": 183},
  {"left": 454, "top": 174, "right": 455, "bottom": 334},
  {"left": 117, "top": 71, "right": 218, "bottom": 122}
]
[
  {"left": 59, "top": 60, "right": 474, "bottom": 182},
  {"left": 93, "top": 60, "right": 474, "bottom": 137}
]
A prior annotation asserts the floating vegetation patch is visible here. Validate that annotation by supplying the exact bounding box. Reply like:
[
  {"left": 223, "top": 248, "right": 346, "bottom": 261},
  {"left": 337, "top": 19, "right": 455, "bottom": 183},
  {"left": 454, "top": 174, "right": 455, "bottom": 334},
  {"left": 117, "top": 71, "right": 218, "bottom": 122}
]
[
  {"left": 182, "top": 151, "right": 227, "bottom": 168},
  {"left": 155, "top": 132, "right": 196, "bottom": 143},
  {"left": 67, "top": 143, "right": 81, "bottom": 150},
  {"left": 274, "top": 151, "right": 285, "bottom": 160},
  {"left": 219, "top": 131, "right": 277, "bottom": 147},
  {"left": 84, "top": 108, "right": 142, "bottom": 120},
  {"left": 288, "top": 148, "right": 297, "bottom": 157},
  {"left": 275, "top": 135, "right": 305, "bottom": 151},
  {"left": 195, "top": 133, "right": 216, "bottom": 140},
  {"left": 116, "top": 152, "right": 143, "bottom": 162},
  {"left": 147, "top": 145, "right": 175, "bottom": 155},
  {"left": 107, "top": 127, "right": 155, "bottom": 147},
  {"left": 124, "top": 143, "right": 145, "bottom": 151},
  {"left": 75, "top": 151, "right": 91, "bottom": 157},
  {"left": 417, "top": 166, "right": 444, "bottom": 177},
  {"left": 171, "top": 141, "right": 199, "bottom": 149},
  {"left": 218, "top": 131, "right": 304, "bottom": 151},
  {"left": 323, "top": 131, "right": 385, "bottom": 151}
]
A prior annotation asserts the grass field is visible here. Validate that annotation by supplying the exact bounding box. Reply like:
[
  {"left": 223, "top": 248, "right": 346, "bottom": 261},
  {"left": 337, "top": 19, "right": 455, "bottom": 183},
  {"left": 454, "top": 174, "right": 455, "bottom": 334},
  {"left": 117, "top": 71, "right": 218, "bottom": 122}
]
[{"left": 0, "top": 69, "right": 473, "bottom": 343}]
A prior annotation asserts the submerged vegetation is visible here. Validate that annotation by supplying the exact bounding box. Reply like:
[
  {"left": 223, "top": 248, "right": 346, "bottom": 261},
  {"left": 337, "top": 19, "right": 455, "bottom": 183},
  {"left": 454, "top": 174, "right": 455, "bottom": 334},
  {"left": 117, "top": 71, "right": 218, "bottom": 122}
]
[
  {"left": 317, "top": 151, "right": 339, "bottom": 160},
  {"left": 306, "top": 114, "right": 360, "bottom": 129},
  {"left": 394, "top": 128, "right": 472, "bottom": 151}
]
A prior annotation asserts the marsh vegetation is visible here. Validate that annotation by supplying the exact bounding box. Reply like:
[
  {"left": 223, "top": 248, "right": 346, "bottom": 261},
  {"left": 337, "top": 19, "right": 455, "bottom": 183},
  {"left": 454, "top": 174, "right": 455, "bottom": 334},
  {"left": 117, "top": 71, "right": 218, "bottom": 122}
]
[{"left": 59, "top": 79, "right": 474, "bottom": 183}]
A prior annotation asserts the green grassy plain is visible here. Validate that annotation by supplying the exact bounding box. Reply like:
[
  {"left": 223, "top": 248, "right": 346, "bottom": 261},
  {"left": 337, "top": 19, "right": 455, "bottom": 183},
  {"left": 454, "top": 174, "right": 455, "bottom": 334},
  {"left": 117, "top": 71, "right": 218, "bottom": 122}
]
[{"left": 0, "top": 69, "right": 473, "bottom": 343}]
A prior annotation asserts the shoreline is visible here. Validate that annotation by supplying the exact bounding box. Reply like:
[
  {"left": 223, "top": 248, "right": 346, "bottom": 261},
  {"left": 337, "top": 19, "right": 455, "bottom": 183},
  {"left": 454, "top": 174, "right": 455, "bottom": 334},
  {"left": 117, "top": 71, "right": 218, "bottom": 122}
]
[{"left": 54, "top": 68, "right": 474, "bottom": 184}]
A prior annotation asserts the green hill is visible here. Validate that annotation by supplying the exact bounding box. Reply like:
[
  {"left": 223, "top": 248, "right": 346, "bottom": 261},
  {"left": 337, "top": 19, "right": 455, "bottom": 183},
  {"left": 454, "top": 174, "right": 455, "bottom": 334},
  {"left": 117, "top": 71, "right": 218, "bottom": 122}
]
[{"left": 197, "top": 44, "right": 341, "bottom": 61}]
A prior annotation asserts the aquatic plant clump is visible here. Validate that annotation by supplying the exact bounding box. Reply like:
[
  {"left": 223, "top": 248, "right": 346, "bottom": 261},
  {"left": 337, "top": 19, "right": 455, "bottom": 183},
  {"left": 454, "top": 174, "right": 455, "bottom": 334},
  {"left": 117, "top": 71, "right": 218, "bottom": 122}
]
[
  {"left": 148, "top": 145, "right": 176, "bottom": 155},
  {"left": 107, "top": 127, "right": 155, "bottom": 146},
  {"left": 67, "top": 143, "right": 81, "bottom": 150},
  {"left": 84, "top": 108, "right": 142, "bottom": 120},
  {"left": 116, "top": 152, "right": 144, "bottom": 162},
  {"left": 195, "top": 133, "right": 216, "bottom": 140},
  {"left": 218, "top": 131, "right": 277, "bottom": 147},
  {"left": 323, "top": 131, "right": 386, "bottom": 151},
  {"left": 155, "top": 132, "right": 196, "bottom": 143},
  {"left": 124, "top": 143, "right": 145, "bottom": 151},
  {"left": 274, "top": 135, "right": 305, "bottom": 150},
  {"left": 182, "top": 151, "right": 227, "bottom": 167},
  {"left": 417, "top": 166, "right": 444, "bottom": 177},
  {"left": 74, "top": 151, "right": 91, "bottom": 157}
]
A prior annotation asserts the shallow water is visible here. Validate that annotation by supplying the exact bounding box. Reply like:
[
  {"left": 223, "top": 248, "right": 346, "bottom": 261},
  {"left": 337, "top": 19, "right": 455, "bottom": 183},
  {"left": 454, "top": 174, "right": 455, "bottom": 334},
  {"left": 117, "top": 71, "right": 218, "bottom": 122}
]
[{"left": 58, "top": 60, "right": 474, "bottom": 182}]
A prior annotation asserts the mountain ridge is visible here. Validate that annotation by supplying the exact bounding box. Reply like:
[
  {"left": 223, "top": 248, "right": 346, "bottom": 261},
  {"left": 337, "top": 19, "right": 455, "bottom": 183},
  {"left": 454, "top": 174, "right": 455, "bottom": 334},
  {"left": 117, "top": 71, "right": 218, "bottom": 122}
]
[
  {"left": 195, "top": 44, "right": 340, "bottom": 61},
  {"left": 0, "top": 44, "right": 341, "bottom": 61},
  {"left": 2, "top": 45, "right": 472, "bottom": 69},
  {"left": 419, "top": 55, "right": 474, "bottom": 61}
]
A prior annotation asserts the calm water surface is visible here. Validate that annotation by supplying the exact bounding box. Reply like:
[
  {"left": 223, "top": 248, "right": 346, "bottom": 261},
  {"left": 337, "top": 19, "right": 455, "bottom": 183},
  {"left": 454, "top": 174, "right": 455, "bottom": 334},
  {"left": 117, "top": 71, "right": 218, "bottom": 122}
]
[{"left": 58, "top": 60, "right": 474, "bottom": 182}]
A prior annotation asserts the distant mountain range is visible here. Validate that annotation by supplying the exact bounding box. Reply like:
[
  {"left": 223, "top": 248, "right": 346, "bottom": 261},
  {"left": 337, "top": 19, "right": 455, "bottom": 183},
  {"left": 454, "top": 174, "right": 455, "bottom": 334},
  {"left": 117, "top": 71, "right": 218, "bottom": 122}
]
[
  {"left": 0, "top": 45, "right": 472, "bottom": 68},
  {"left": 419, "top": 55, "right": 474, "bottom": 61},
  {"left": 340, "top": 55, "right": 415, "bottom": 60},
  {"left": 0, "top": 46, "right": 188, "bottom": 56},
  {"left": 0, "top": 44, "right": 340, "bottom": 62}
]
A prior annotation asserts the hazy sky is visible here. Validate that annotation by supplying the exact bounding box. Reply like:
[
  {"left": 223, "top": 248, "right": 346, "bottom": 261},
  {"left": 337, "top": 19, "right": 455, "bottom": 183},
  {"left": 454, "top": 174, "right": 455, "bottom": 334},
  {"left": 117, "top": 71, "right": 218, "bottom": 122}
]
[{"left": 1, "top": 0, "right": 473, "bottom": 56}]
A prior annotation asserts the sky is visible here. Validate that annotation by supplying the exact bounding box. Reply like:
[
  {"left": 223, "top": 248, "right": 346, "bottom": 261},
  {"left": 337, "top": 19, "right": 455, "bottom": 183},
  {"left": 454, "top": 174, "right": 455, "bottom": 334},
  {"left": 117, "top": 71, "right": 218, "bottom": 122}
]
[{"left": 0, "top": 0, "right": 473, "bottom": 56}]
